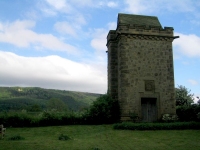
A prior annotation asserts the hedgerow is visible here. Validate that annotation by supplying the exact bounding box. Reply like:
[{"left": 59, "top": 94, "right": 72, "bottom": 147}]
[
  {"left": 1, "top": 93, "right": 200, "bottom": 127},
  {"left": 113, "top": 122, "right": 200, "bottom": 130},
  {"left": 0, "top": 111, "right": 84, "bottom": 127}
]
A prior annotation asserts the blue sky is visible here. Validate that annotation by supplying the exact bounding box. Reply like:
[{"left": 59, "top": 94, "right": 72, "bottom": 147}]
[{"left": 0, "top": 0, "right": 199, "bottom": 102}]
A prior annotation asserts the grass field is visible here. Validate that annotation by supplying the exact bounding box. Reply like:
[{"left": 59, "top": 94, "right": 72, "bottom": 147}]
[{"left": 0, "top": 125, "right": 200, "bottom": 150}]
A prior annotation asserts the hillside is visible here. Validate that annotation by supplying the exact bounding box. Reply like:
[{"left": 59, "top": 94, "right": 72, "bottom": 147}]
[{"left": 0, "top": 87, "right": 101, "bottom": 112}]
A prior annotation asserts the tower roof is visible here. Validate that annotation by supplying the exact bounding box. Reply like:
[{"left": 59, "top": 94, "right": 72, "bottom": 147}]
[{"left": 117, "top": 13, "right": 162, "bottom": 28}]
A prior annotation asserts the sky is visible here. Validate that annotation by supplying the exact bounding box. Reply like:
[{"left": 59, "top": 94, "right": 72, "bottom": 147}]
[{"left": 0, "top": 0, "right": 199, "bottom": 102}]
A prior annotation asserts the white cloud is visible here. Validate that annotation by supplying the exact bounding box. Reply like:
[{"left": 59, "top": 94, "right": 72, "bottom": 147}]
[
  {"left": 42, "top": 0, "right": 87, "bottom": 38},
  {"left": 54, "top": 21, "right": 77, "bottom": 37},
  {"left": 90, "top": 28, "right": 107, "bottom": 51},
  {"left": 44, "top": 0, "right": 118, "bottom": 13},
  {"left": 0, "top": 20, "right": 35, "bottom": 31},
  {"left": 69, "top": 0, "right": 119, "bottom": 8},
  {"left": 46, "top": 0, "right": 66, "bottom": 10},
  {"left": 44, "top": 0, "right": 74, "bottom": 14},
  {"left": 124, "top": 0, "right": 148, "bottom": 14},
  {"left": 96, "top": 1, "right": 118, "bottom": 8},
  {"left": 68, "top": 0, "right": 94, "bottom": 7},
  {"left": 54, "top": 13, "right": 86, "bottom": 38},
  {"left": 0, "top": 20, "right": 78, "bottom": 54},
  {"left": 74, "top": 14, "right": 87, "bottom": 25},
  {"left": 188, "top": 79, "right": 199, "bottom": 86},
  {"left": 90, "top": 22, "right": 117, "bottom": 52},
  {"left": 0, "top": 51, "right": 107, "bottom": 93},
  {"left": 43, "top": 0, "right": 118, "bottom": 15},
  {"left": 41, "top": 0, "right": 116, "bottom": 40},
  {"left": 40, "top": 7, "right": 57, "bottom": 16},
  {"left": 174, "top": 33, "right": 200, "bottom": 57},
  {"left": 124, "top": 0, "right": 197, "bottom": 14},
  {"left": 107, "top": 2, "right": 118, "bottom": 8},
  {"left": 25, "top": 10, "right": 40, "bottom": 20}
]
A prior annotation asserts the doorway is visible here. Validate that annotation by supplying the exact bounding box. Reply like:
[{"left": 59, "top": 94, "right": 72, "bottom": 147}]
[{"left": 141, "top": 98, "right": 157, "bottom": 122}]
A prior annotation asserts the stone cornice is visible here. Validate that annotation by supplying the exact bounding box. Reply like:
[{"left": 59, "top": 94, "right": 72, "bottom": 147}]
[{"left": 107, "top": 31, "right": 179, "bottom": 46}]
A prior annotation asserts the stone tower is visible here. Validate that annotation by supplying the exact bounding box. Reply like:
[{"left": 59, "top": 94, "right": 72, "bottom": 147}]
[{"left": 106, "top": 14, "right": 179, "bottom": 122}]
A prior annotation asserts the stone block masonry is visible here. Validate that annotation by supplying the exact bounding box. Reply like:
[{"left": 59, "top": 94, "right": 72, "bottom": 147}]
[{"left": 107, "top": 13, "right": 179, "bottom": 122}]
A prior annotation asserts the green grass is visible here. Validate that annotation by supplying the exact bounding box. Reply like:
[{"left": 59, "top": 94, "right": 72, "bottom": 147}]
[{"left": 1, "top": 125, "right": 200, "bottom": 150}]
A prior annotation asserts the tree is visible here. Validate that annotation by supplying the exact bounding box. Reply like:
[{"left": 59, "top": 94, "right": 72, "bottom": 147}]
[
  {"left": 197, "top": 97, "right": 200, "bottom": 105},
  {"left": 86, "top": 94, "right": 120, "bottom": 124},
  {"left": 28, "top": 104, "right": 42, "bottom": 112},
  {"left": 175, "top": 85, "right": 194, "bottom": 106},
  {"left": 47, "top": 98, "right": 68, "bottom": 111}
]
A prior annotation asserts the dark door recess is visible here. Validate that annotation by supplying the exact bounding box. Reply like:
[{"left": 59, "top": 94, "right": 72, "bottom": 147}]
[{"left": 141, "top": 98, "right": 157, "bottom": 122}]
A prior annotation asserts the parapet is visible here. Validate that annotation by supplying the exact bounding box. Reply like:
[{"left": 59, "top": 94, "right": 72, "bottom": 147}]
[{"left": 107, "top": 14, "right": 179, "bottom": 45}]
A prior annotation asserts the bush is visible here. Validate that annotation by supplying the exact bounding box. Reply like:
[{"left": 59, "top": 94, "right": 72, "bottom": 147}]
[
  {"left": 162, "top": 114, "right": 178, "bottom": 122},
  {"left": 58, "top": 134, "right": 70, "bottom": 141},
  {"left": 197, "top": 112, "right": 200, "bottom": 120},
  {"left": 8, "top": 135, "right": 25, "bottom": 140},
  {"left": 129, "top": 112, "right": 139, "bottom": 122},
  {"left": 85, "top": 94, "right": 120, "bottom": 124},
  {"left": 2, "top": 112, "right": 34, "bottom": 127},
  {"left": 113, "top": 122, "right": 200, "bottom": 130},
  {"left": 38, "top": 110, "right": 62, "bottom": 126},
  {"left": 60, "top": 112, "right": 82, "bottom": 125},
  {"left": 176, "top": 104, "right": 200, "bottom": 122}
]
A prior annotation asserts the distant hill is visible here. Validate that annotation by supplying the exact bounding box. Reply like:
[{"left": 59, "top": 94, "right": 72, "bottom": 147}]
[{"left": 0, "top": 87, "right": 101, "bottom": 112}]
